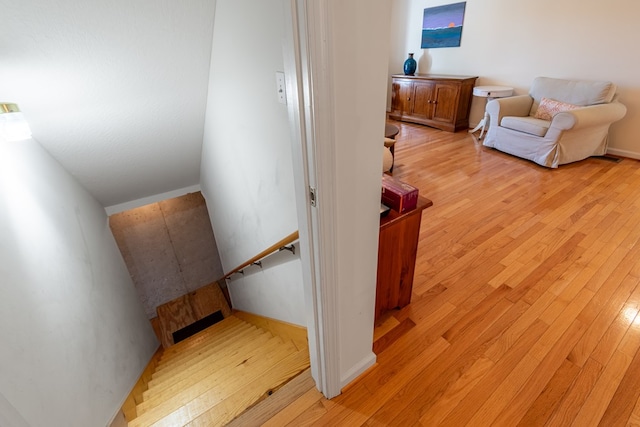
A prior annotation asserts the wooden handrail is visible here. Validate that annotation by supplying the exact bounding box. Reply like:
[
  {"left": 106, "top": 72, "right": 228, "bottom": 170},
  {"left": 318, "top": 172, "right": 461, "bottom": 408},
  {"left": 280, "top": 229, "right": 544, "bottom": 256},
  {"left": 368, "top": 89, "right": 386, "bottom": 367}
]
[{"left": 223, "top": 231, "right": 299, "bottom": 279}]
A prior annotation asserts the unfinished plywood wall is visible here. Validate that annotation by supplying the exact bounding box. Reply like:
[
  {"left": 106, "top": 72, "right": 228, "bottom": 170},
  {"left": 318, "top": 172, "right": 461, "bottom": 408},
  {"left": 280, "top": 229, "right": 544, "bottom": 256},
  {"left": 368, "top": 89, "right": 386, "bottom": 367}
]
[{"left": 109, "top": 192, "right": 224, "bottom": 318}]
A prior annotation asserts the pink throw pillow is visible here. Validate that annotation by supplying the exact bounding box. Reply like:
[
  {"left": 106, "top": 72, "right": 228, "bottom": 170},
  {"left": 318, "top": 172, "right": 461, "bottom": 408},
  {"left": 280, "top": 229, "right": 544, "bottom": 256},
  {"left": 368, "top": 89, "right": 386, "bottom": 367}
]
[{"left": 534, "top": 97, "right": 580, "bottom": 121}]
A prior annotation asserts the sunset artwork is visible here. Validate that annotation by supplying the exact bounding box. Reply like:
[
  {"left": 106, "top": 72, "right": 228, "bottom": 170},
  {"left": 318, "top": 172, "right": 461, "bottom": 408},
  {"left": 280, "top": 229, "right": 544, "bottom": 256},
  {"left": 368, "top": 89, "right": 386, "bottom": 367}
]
[{"left": 421, "top": 2, "right": 466, "bottom": 49}]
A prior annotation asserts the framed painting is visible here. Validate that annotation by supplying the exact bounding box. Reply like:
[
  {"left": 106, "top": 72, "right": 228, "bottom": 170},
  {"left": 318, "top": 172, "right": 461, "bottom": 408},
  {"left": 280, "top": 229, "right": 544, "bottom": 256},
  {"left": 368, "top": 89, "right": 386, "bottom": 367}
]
[{"left": 421, "top": 2, "right": 467, "bottom": 49}]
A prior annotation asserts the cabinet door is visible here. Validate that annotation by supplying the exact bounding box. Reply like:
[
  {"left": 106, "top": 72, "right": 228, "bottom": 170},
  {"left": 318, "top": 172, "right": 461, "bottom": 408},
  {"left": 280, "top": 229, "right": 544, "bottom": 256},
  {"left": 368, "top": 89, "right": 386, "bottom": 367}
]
[
  {"left": 410, "top": 81, "right": 434, "bottom": 120},
  {"left": 431, "top": 82, "right": 458, "bottom": 124},
  {"left": 391, "top": 79, "right": 413, "bottom": 116}
]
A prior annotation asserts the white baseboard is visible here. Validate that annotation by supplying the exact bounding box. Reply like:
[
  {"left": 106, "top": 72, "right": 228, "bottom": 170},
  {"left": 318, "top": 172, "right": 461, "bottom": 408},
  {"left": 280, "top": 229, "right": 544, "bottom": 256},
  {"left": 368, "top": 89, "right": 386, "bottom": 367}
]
[
  {"left": 340, "top": 351, "right": 377, "bottom": 390},
  {"left": 606, "top": 147, "right": 640, "bottom": 161}
]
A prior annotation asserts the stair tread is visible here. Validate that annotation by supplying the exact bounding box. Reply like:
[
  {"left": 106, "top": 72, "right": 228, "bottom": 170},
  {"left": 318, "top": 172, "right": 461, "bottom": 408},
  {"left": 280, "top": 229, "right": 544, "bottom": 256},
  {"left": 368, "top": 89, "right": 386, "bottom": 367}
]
[
  {"left": 162, "top": 314, "right": 239, "bottom": 349},
  {"left": 154, "top": 321, "right": 258, "bottom": 375},
  {"left": 141, "top": 332, "right": 279, "bottom": 405},
  {"left": 156, "top": 348, "right": 310, "bottom": 427},
  {"left": 149, "top": 327, "right": 265, "bottom": 387},
  {"left": 233, "top": 310, "right": 308, "bottom": 351},
  {"left": 128, "top": 339, "right": 300, "bottom": 427},
  {"left": 139, "top": 335, "right": 288, "bottom": 413},
  {"left": 225, "top": 368, "right": 315, "bottom": 427},
  {"left": 158, "top": 318, "right": 241, "bottom": 362},
  {"left": 158, "top": 316, "right": 243, "bottom": 360},
  {"left": 137, "top": 337, "right": 295, "bottom": 418}
]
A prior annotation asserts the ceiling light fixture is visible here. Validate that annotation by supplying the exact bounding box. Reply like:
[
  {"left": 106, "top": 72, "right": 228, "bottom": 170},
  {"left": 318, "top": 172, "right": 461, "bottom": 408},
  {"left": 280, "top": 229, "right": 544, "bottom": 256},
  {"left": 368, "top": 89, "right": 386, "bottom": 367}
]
[{"left": 0, "top": 103, "right": 32, "bottom": 142}]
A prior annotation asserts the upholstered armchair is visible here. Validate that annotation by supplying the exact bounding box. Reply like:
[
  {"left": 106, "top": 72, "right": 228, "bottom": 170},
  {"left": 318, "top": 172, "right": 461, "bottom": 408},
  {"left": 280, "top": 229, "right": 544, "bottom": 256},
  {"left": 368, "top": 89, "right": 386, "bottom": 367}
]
[{"left": 483, "top": 77, "right": 627, "bottom": 168}]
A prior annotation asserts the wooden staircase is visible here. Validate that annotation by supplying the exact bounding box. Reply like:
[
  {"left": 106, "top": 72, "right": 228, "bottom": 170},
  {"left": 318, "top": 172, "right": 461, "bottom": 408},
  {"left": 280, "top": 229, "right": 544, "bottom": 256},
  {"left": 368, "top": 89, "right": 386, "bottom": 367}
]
[{"left": 125, "top": 313, "right": 310, "bottom": 427}]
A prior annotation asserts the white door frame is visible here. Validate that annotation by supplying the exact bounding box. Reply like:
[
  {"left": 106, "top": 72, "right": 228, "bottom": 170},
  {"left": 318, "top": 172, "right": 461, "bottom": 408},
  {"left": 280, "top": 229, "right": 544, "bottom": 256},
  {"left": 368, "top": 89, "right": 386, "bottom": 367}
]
[{"left": 282, "top": 0, "right": 342, "bottom": 398}]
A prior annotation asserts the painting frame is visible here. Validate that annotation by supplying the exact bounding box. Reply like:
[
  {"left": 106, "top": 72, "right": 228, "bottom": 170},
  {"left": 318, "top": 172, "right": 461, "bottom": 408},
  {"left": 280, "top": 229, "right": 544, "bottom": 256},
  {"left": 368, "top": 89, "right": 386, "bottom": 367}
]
[{"left": 421, "top": 2, "right": 467, "bottom": 49}]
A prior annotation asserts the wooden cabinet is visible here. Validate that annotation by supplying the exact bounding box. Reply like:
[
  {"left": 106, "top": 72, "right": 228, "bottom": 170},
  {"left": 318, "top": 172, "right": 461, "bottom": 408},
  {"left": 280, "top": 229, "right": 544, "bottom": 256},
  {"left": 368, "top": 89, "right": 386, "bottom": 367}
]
[
  {"left": 390, "top": 74, "right": 477, "bottom": 132},
  {"left": 375, "top": 196, "right": 433, "bottom": 320}
]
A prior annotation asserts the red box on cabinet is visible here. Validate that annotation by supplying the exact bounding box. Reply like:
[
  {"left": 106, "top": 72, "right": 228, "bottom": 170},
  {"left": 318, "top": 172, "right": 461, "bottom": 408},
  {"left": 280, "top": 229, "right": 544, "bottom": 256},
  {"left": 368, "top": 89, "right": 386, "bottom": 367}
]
[{"left": 381, "top": 175, "right": 418, "bottom": 214}]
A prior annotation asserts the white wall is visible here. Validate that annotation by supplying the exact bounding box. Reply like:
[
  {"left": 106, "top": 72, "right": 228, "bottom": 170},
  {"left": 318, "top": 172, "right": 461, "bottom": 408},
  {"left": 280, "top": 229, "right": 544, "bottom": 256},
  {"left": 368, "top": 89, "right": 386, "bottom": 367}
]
[
  {"left": 0, "top": 139, "right": 158, "bottom": 427},
  {"left": 200, "top": 0, "right": 305, "bottom": 326},
  {"left": 225, "top": 247, "right": 305, "bottom": 324},
  {"left": 390, "top": 0, "right": 640, "bottom": 159}
]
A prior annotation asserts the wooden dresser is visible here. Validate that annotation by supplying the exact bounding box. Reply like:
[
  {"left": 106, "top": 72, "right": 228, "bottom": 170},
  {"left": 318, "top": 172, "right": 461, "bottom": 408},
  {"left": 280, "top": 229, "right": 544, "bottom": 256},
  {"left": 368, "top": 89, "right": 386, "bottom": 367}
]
[
  {"left": 375, "top": 196, "right": 433, "bottom": 320},
  {"left": 390, "top": 74, "right": 477, "bottom": 132}
]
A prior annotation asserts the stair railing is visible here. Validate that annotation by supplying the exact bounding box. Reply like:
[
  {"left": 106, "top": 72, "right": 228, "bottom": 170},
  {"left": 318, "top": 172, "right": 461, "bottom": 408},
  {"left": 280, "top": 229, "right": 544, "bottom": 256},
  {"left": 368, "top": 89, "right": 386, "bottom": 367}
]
[{"left": 223, "top": 230, "right": 299, "bottom": 280}]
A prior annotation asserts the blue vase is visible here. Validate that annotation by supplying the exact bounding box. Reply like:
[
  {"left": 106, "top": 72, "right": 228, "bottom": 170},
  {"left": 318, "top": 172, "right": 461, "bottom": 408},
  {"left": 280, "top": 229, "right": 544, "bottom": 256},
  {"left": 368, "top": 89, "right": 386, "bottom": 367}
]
[{"left": 403, "top": 53, "right": 417, "bottom": 76}]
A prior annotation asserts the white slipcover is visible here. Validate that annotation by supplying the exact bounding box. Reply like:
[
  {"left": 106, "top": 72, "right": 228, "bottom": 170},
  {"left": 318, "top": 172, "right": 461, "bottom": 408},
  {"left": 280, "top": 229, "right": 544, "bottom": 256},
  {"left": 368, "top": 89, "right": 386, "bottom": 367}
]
[{"left": 483, "top": 77, "right": 627, "bottom": 168}]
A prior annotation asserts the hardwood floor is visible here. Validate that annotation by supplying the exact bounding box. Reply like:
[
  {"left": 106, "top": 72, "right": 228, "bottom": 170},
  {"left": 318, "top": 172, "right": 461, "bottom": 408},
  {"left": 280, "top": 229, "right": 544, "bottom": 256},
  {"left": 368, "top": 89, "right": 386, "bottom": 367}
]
[{"left": 255, "top": 121, "right": 640, "bottom": 426}]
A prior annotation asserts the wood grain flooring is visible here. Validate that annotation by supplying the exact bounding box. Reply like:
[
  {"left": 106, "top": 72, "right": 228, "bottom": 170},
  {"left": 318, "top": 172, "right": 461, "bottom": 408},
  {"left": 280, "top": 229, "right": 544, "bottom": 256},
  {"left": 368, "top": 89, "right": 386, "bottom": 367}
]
[
  {"left": 126, "top": 315, "right": 309, "bottom": 427},
  {"left": 255, "top": 121, "right": 640, "bottom": 426}
]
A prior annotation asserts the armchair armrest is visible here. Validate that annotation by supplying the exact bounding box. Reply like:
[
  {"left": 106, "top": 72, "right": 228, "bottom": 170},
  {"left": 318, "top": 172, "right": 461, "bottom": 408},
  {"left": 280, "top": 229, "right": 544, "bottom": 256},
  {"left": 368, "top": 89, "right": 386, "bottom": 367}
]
[
  {"left": 551, "top": 102, "right": 627, "bottom": 131},
  {"left": 486, "top": 95, "right": 533, "bottom": 124},
  {"left": 487, "top": 95, "right": 533, "bottom": 116}
]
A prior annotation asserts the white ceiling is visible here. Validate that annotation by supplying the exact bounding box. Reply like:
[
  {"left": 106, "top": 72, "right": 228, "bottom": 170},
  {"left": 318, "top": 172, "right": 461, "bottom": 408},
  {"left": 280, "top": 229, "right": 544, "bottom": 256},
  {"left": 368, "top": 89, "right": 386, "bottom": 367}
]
[{"left": 0, "top": 0, "right": 216, "bottom": 207}]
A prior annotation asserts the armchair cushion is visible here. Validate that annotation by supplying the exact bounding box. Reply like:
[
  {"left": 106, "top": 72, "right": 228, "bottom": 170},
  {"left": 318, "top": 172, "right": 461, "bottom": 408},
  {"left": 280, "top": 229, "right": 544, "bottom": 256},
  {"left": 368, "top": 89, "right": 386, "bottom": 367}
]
[
  {"left": 529, "top": 77, "right": 616, "bottom": 115},
  {"left": 533, "top": 97, "right": 580, "bottom": 120},
  {"left": 501, "top": 116, "right": 550, "bottom": 137}
]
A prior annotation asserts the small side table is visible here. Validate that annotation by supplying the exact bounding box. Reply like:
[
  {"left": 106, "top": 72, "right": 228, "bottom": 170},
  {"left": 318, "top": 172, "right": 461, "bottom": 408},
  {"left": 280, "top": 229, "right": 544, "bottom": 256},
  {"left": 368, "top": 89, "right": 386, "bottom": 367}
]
[
  {"left": 469, "top": 85, "right": 513, "bottom": 139},
  {"left": 384, "top": 124, "right": 399, "bottom": 140}
]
